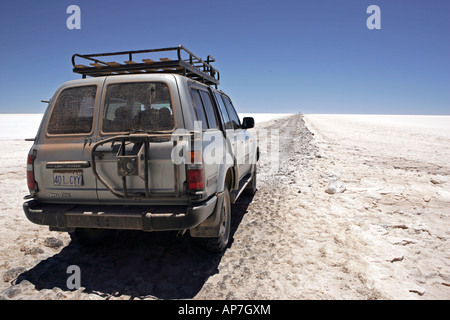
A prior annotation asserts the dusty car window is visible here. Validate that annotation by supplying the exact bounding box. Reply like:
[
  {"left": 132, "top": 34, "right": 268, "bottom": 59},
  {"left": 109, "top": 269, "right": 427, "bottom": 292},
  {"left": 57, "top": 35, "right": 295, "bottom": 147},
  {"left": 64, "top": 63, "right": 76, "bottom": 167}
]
[
  {"left": 191, "top": 89, "right": 209, "bottom": 129},
  {"left": 47, "top": 85, "right": 96, "bottom": 134},
  {"left": 222, "top": 96, "right": 241, "bottom": 130},
  {"left": 214, "top": 92, "right": 232, "bottom": 129},
  {"left": 199, "top": 90, "right": 219, "bottom": 129},
  {"left": 103, "top": 82, "right": 174, "bottom": 133}
]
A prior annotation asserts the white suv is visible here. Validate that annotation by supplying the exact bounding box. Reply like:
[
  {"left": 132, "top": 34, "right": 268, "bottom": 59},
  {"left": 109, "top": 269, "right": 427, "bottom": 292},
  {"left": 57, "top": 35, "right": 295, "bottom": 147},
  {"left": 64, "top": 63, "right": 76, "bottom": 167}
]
[{"left": 23, "top": 45, "right": 258, "bottom": 252}]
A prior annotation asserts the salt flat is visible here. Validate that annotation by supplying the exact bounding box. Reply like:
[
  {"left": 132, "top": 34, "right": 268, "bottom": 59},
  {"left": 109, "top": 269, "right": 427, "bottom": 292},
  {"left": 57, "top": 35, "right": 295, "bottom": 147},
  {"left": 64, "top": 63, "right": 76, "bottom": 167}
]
[
  {"left": 303, "top": 114, "right": 450, "bottom": 299},
  {"left": 239, "top": 113, "right": 294, "bottom": 124},
  {"left": 304, "top": 114, "right": 450, "bottom": 168},
  {"left": 0, "top": 114, "right": 43, "bottom": 140}
]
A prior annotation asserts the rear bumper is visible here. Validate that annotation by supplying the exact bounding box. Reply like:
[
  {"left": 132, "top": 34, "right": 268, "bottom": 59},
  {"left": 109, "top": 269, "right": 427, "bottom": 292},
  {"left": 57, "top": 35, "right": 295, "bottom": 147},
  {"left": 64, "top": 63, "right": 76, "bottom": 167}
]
[{"left": 23, "top": 196, "right": 217, "bottom": 232}]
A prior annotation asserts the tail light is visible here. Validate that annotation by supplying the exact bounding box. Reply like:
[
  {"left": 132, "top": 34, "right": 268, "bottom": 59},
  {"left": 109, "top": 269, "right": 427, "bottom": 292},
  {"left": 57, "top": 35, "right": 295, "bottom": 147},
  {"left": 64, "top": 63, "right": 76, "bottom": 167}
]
[
  {"left": 27, "top": 153, "right": 35, "bottom": 191},
  {"left": 187, "top": 150, "right": 204, "bottom": 191},
  {"left": 187, "top": 168, "right": 204, "bottom": 190}
]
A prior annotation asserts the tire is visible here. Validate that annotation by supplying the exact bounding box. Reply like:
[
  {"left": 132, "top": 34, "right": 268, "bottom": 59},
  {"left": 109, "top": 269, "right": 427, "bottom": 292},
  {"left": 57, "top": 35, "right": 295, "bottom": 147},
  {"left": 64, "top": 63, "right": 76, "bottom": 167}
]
[
  {"left": 69, "top": 228, "right": 111, "bottom": 247},
  {"left": 244, "top": 167, "right": 257, "bottom": 196},
  {"left": 195, "top": 187, "right": 231, "bottom": 253}
]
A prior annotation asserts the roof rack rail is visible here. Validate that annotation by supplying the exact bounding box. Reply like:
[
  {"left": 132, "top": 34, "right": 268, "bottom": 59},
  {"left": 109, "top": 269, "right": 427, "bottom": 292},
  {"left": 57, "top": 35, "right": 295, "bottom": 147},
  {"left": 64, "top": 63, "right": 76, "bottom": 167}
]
[{"left": 72, "top": 45, "right": 220, "bottom": 87}]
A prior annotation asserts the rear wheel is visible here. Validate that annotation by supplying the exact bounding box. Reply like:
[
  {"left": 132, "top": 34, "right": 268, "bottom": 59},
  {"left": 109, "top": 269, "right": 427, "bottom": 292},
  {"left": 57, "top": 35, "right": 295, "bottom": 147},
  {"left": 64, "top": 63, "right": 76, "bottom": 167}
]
[{"left": 195, "top": 187, "right": 231, "bottom": 253}]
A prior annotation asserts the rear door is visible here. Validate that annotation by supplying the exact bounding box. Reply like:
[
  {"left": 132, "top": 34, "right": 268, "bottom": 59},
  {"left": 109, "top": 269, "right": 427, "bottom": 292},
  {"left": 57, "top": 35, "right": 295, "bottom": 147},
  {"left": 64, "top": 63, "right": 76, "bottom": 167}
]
[
  {"left": 189, "top": 87, "right": 223, "bottom": 195},
  {"left": 212, "top": 92, "right": 240, "bottom": 179},
  {"left": 34, "top": 81, "right": 102, "bottom": 204},
  {"left": 94, "top": 77, "right": 186, "bottom": 204}
]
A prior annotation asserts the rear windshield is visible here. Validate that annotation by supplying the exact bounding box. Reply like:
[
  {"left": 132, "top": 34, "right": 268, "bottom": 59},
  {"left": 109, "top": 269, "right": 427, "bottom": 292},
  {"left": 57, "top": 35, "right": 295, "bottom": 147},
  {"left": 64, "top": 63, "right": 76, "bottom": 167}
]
[
  {"left": 102, "top": 82, "right": 174, "bottom": 133},
  {"left": 47, "top": 85, "right": 97, "bottom": 134}
]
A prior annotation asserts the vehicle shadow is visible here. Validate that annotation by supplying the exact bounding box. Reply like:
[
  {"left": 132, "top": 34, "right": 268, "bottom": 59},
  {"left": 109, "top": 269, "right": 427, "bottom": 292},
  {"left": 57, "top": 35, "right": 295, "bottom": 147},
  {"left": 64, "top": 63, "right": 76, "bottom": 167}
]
[{"left": 15, "top": 194, "right": 254, "bottom": 300}]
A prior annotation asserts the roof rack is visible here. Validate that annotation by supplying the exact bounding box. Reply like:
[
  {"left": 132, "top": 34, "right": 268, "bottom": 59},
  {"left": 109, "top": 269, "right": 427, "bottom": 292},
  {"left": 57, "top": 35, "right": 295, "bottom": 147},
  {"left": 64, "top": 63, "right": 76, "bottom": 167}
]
[{"left": 72, "top": 45, "right": 220, "bottom": 87}]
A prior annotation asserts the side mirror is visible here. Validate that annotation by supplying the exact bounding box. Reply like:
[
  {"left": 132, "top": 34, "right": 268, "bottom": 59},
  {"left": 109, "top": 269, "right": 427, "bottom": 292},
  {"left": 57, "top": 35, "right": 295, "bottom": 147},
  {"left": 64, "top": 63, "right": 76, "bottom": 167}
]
[{"left": 242, "top": 117, "right": 255, "bottom": 129}]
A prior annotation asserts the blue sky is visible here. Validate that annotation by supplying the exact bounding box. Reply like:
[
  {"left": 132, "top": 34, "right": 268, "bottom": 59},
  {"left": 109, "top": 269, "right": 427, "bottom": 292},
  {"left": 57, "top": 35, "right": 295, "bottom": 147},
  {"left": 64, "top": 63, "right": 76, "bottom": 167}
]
[{"left": 0, "top": 0, "right": 448, "bottom": 114}]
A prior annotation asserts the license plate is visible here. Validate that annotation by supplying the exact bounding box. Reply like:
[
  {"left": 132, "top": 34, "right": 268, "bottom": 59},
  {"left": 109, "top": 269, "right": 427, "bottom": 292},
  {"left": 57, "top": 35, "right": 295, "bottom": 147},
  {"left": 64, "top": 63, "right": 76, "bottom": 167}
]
[{"left": 53, "top": 170, "right": 83, "bottom": 187}]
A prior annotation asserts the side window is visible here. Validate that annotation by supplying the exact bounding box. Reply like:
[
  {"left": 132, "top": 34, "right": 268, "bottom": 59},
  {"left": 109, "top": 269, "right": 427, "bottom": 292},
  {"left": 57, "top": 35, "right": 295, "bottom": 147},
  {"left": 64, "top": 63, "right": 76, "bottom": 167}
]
[
  {"left": 47, "top": 85, "right": 96, "bottom": 134},
  {"left": 191, "top": 89, "right": 208, "bottom": 129},
  {"left": 199, "top": 90, "right": 218, "bottom": 129},
  {"left": 222, "top": 96, "right": 241, "bottom": 130},
  {"left": 214, "top": 92, "right": 233, "bottom": 130}
]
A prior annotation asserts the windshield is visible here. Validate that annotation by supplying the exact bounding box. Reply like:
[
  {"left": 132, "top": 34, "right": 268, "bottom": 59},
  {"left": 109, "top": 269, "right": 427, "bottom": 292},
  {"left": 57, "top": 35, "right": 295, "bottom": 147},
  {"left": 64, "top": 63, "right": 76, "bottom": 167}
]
[{"left": 102, "top": 82, "right": 174, "bottom": 133}]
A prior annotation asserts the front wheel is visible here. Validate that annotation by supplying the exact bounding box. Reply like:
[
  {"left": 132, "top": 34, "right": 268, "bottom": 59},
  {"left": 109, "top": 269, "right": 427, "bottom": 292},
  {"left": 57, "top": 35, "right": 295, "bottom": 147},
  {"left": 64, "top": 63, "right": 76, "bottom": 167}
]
[{"left": 194, "top": 187, "right": 231, "bottom": 253}]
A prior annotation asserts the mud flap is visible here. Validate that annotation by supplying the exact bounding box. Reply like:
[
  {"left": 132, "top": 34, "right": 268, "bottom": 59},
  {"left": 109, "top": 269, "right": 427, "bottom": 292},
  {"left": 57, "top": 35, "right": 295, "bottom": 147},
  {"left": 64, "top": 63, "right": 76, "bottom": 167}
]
[{"left": 189, "top": 191, "right": 224, "bottom": 237}]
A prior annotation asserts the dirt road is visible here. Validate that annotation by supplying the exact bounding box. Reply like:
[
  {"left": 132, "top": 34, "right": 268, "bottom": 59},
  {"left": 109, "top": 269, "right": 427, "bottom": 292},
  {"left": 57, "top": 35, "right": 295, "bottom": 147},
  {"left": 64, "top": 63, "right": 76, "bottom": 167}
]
[{"left": 0, "top": 114, "right": 448, "bottom": 299}]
